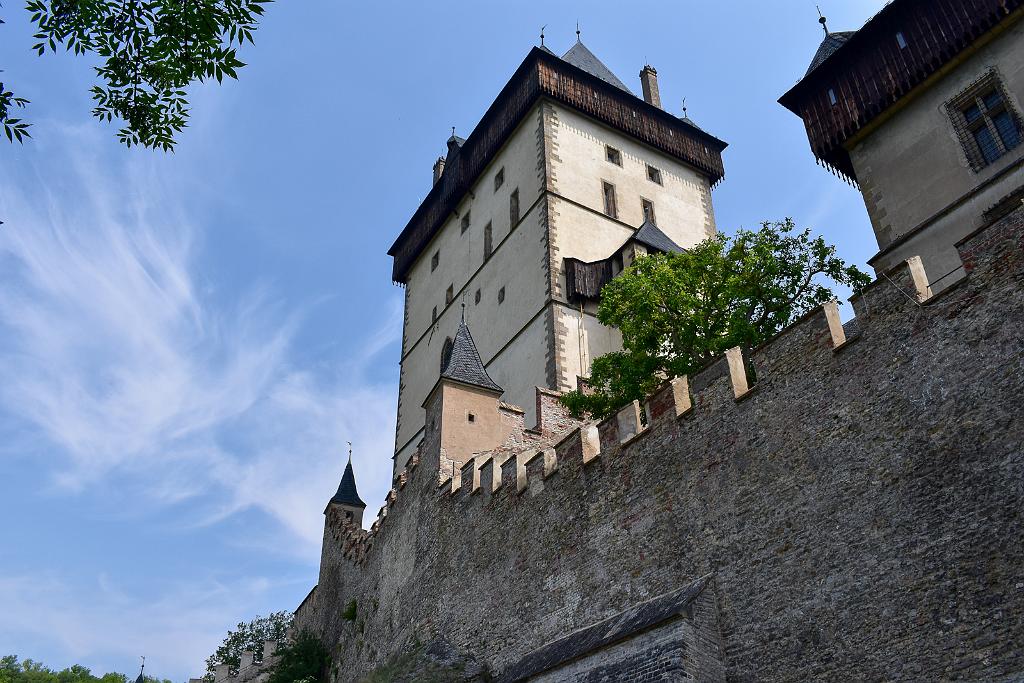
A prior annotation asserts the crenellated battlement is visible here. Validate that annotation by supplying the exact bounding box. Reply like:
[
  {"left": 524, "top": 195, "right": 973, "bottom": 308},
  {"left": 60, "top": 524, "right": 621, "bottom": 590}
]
[{"left": 301, "top": 205, "right": 1024, "bottom": 682}]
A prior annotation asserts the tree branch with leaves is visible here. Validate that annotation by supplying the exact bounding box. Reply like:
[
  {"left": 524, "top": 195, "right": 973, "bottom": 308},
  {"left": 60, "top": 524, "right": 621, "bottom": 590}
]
[
  {"left": 561, "top": 219, "right": 872, "bottom": 419},
  {"left": 2, "top": 0, "right": 269, "bottom": 149}
]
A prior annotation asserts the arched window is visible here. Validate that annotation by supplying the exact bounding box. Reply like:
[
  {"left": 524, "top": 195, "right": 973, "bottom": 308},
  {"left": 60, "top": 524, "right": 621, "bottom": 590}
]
[{"left": 441, "top": 336, "right": 454, "bottom": 372}]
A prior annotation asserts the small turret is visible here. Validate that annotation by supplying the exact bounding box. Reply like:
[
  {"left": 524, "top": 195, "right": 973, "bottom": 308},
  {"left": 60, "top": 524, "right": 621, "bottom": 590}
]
[{"left": 326, "top": 445, "right": 366, "bottom": 527}]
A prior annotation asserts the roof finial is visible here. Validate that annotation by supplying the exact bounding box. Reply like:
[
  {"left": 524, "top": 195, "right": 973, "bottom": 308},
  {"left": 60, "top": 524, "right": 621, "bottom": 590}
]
[
  {"left": 346, "top": 441, "right": 352, "bottom": 464},
  {"left": 540, "top": 25, "right": 546, "bottom": 47},
  {"left": 139, "top": 656, "right": 145, "bottom": 678},
  {"left": 451, "top": 126, "right": 456, "bottom": 138},
  {"left": 460, "top": 301, "right": 466, "bottom": 322},
  {"left": 681, "top": 97, "right": 688, "bottom": 118},
  {"left": 817, "top": 5, "right": 830, "bottom": 36},
  {"left": 576, "top": 21, "right": 581, "bottom": 43}
]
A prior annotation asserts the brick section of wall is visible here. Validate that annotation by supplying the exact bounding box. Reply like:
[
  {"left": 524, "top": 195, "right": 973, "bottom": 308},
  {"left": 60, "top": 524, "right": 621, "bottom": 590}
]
[{"left": 298, "top": 215, "right": 1024, "bottom": 682}]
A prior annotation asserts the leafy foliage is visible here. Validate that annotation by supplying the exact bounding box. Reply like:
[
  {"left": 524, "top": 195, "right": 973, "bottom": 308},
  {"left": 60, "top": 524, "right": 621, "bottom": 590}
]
[
  {"left": 341, "top": 599, "right": 357, "bottom": 622},
  {"left": 0, "top": 655, "right": 171, "bottom": 683},
  {"left": 3, "top": 0, "right": 269, "bottom": 149},
  {"left": 204, "top": 611, "right": 292, "bottom": 680},
  {"left": 265, "top": 631, "right": 328, "bottom": 683},
  {"left": 561, "top": 219, "right": 872, "bottom": 419},
  {"left": 1, "top": 75, "right": 31, "bottom": 143}
]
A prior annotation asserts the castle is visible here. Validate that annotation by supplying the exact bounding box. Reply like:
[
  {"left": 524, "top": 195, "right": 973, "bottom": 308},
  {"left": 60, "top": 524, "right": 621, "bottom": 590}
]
[{"left": 205, "top": 1, "right": 1024, "bottom": 680}]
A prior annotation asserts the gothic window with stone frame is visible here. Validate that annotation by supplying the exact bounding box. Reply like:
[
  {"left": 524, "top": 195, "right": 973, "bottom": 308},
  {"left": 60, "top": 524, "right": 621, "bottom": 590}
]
[
  {"left": 509, "top": 188, "right": 520, "bottom": 226},
  {"left": 947, "top": 70, "right": 1022, "bottom": 171}
]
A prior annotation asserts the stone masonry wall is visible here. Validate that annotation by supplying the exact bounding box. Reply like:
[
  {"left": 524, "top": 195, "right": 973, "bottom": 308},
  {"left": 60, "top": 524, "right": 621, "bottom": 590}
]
[{"left": 297, "top": 209, "right": 1024, "bottom": 682}]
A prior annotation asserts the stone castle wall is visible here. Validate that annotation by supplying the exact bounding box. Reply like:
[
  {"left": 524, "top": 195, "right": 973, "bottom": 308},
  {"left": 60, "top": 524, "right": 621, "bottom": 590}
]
[{"left": 296, "top": 207, "right": 1024, "bottom": 682}]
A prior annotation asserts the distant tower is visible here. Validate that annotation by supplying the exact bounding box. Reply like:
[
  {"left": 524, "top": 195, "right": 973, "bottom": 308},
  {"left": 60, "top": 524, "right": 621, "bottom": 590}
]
[
  {"left": 326, "top": 448, "right": 367, "bottom": 528},
  {"left": 388, "top": 38, "right": 728, "bottom": 476},
  {"left": 779, "top": 0, "right": 1024, "bottom": 292}
]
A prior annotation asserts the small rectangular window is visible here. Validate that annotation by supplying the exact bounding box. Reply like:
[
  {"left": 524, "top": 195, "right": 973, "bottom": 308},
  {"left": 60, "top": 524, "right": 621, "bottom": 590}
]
[
  {"left": 605, "top": 145, "right": 622, "bottom": 166},
  {"left": 468, "top": 412, "right": 476, "bottom": 423},
  {"left": 474, "top": 288, "right": 481, "bottom": 304},
  {"left": 494, "top": 167, "right": 504, "bottom": 191},
  {"left": 895, "top": 32, "right": 908, "bottom": 49},
  {"left": 641, "top": 198, "right": 657, "bottom": 225},
  {"left": 497, "top": 286, "right": 505, "bottom": 304},
  {"left": 602, "top": 181, "right": 618, "bottom": 219},
  {"left": 446, "top": 284, "right": 453, "bottom": 304},
  {"left": 828, "top": 88, "right": 838, "bottom": 106},
  {"left": 461, "top": 212, "right": 470, "bottom": 234},
  {"left": 484, "top": 222, "right": 493, "bottom": 261},
  {"left": 509, "top": 188, "right": 520, "bottom": 226},
  {"left": 646, "top": 165, "right": 662, "bottom": 185},
  {"left": 431, "top": 250, "right": 439, "bottom": 271}
]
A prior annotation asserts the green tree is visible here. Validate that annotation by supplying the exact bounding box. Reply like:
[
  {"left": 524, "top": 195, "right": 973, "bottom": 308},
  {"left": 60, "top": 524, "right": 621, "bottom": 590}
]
[
  {"left": 204, "top": 611, "right": 293, "bottom": 679},
  {"left": 0, "top": 657, "right": 163, "bottom": 683},
  {"left": 561, "top": 219, "right": 871, "bottom": 419},
  {"left": 2, "top": 0, "right": 270, "bottom": 149},
  {"left": 266, "top": 631, "right": 327, "bottom": 683}
]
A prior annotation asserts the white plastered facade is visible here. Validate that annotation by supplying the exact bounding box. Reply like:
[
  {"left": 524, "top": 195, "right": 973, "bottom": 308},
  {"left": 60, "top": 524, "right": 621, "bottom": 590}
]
[{"left": 393, "top": 98, "right": 718, "bottom": 476}]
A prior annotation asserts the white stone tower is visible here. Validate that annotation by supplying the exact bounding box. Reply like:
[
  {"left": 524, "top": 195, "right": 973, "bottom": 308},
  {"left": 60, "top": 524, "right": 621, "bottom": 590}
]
[{"left": 388, "top": 39, "right": 728, "bottom": 475}]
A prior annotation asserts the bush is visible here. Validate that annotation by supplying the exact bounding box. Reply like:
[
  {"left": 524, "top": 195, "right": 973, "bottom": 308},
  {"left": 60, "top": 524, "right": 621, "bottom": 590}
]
[{"left": 267, "top": 631, "right": 329, "bottom": 683}]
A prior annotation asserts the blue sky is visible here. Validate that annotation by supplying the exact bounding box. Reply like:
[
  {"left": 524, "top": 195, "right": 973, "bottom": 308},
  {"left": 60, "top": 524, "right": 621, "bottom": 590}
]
[{"left": 0, "top": 1, "right": 887, "bottom": 679}]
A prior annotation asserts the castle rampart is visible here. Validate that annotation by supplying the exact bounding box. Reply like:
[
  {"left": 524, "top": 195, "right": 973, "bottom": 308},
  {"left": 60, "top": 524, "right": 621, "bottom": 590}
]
[{"left": 296, "top": 205, "right": 1024, "bottom": 681}]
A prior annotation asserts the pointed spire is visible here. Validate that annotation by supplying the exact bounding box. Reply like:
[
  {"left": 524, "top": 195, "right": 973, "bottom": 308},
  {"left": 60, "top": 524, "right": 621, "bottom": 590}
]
[
  {"left": 817, "top": 6, "right": 830, "bottom": 36},
  {"left": 330, "top": 450, "right": 366, "bottom": 509},
  {"left": 440, "top": 319, "right": 502, "bottom": 393},
  {"left": 134, "top": 657, "right": 145, "bottom": 683}
]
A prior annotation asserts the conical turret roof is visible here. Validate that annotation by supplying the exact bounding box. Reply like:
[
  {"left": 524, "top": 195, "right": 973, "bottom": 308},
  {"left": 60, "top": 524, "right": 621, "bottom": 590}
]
[
  {"left": 804, "top": 31, "right": 856, "bottom": 76},
  {"left": 440, "top": 319, "right": 503, "bottom": 393},
  {"left": 330, "top": 460, "right": 366, "bottom": 508}
]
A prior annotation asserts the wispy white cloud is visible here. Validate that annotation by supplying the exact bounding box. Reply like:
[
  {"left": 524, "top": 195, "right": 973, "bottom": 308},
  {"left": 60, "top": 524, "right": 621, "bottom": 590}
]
[{"left": 0, "top": 129, "right": 399, "bottom": 557}]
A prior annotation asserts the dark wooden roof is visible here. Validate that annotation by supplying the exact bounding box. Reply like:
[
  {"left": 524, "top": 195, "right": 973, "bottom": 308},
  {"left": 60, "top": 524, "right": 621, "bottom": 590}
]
[
  {"left": 779, "top": 0, "right": 1023, "bottom": 183},
  {"left": 388, "top": 47, "right": 728, "bottom": 283}
]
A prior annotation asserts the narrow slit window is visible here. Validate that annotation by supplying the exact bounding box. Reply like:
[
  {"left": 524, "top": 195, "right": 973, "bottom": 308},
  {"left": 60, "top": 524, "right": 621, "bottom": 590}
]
[
  {"left": 431, "top": 250, "right": 439, "bottom": 271},
  {"left": 828, "top": 88, "right": 838, "bottom": 106},
  {"left": 483, "top": 222, "right": 493, "bottom": 261},
  {"left": 494, "top": 167, "right": 504, "bottom": 191},
  {"left": 641, "top": 198, "right": 657, "bottom": 225},
  {"left": 461, "top": 212, "right": 470, "bottom": 234},
  {"left": 474, "top": 289, "right": 481, "bottom": 304},
  {"left": 509, "top": 188, "right": 520, "bottom": 226},
  {"left": 432, "top": 306, "right": 437, "bottom": 323},
  {"left": 602, "top": 181, "right": 618, "bottom": 218},
  {"left": 605, "top": 145, "right": 622, "bottom": 166},
  {"left": 445, "top": 284, "right": 453, "bottom": 305},
  {"left": 646, "top": 165, "right": 662, "bottom": 185},
  {"left": 895, "top": 32, "right": 908, "bottom": 49},
  {"left": 497, "top": 286, "right": 505, "bottom": 304}
]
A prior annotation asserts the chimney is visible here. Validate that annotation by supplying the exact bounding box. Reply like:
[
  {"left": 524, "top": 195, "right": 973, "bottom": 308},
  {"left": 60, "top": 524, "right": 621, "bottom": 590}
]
[
  {"left": 432, "top": 156, "right": 446, "bottom": 185},
  {"left": 639, "top": 65, "right": 662, "bottom": 109}
]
